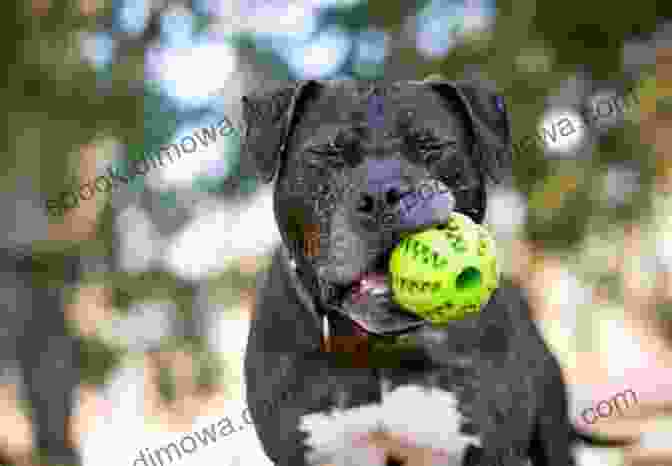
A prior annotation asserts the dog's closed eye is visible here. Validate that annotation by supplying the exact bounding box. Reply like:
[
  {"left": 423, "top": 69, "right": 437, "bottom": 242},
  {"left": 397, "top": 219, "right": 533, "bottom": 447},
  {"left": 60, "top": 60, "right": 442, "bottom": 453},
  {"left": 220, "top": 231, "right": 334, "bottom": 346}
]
[
  {"left": 407, "top": 129, "right": 458, "bottom": 166},
  {"left": 306, "top": 132, "right": 359, "bottom": 168},
  {"left": 307, "top": 142, "right": 344, "bottom": 157},
  {"left": 306, "top": 142, "right": 346, "bottom": 169}
]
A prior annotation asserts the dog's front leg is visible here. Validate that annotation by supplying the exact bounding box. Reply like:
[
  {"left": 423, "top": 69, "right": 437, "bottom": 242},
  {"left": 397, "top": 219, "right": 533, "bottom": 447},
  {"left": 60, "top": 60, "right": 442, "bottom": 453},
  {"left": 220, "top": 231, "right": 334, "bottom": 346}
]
[
  {"left": 528, "top": 353, "right": 575, "bottom": 466},
  {"left": 245, "top": 347, "right": 382, "bottom": 466},
  {"left": 244, "top": 252, "right": 381, "bottom": 466}
]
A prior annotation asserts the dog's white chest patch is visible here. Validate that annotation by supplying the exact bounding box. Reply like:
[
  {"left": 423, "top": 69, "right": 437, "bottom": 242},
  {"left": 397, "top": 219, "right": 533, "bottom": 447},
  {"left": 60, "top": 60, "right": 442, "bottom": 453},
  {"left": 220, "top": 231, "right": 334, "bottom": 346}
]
[
  {"left": 380, "top": 384, "right": 481, "bottom": 450},
  {"left": 300, "top": 384, "right": 480, "bottom": 466}
]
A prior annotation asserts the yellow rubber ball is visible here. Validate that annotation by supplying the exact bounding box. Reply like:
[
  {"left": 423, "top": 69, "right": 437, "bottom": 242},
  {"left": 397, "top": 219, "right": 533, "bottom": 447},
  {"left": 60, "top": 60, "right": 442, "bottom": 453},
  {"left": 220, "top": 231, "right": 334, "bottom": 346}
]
[{"left": 389, "top": 212, "right": 500, "bottom": 323}]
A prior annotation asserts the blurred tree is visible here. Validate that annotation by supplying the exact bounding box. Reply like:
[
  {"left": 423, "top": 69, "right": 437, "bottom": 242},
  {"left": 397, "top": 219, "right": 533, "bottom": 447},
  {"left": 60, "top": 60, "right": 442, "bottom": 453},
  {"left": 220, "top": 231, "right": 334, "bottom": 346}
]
[
  {"left": 1, "top": 1, "right": 146, "bottom": 204},
  {"left": 0, "top": 0, "right": 228, "bottom": 401}
]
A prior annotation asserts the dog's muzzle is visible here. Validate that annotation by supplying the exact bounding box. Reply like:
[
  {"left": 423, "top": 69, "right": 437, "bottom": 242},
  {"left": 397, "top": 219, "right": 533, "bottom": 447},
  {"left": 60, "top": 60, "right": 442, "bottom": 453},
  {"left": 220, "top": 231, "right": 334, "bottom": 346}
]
[
  {"left": 327, "top": 270, "right": 427, "bottom": 337},
  {"left": 281, "top": 242, "right": 427, "bottom": 340}
]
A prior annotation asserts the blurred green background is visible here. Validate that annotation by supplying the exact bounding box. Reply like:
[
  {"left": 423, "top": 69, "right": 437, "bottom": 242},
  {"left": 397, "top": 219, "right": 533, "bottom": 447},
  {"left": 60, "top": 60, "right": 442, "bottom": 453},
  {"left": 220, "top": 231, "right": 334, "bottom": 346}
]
[{"left": 1, "top": 1, "right": 671, "bottom": 466}]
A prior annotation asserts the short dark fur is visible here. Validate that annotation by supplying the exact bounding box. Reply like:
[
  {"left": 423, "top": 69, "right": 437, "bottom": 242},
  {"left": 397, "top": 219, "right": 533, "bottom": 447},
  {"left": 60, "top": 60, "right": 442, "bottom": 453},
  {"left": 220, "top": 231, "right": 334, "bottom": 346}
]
[{"left": 242, "top": 78, "right": 626, "bottom": 466}]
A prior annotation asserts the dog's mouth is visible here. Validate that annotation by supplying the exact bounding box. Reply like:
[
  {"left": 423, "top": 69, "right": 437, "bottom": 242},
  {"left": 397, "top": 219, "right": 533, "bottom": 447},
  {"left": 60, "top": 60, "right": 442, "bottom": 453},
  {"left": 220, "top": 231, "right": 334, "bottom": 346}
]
[{"left": 324, "top": 252, "right": 427, "bottom": 337}]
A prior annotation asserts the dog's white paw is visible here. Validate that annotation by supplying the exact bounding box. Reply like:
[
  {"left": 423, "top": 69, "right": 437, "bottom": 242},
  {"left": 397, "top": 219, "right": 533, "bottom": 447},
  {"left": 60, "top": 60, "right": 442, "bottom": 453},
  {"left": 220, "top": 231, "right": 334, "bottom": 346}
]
[{"left": 300, "top": 384, "right": 479, "bottom": 466}]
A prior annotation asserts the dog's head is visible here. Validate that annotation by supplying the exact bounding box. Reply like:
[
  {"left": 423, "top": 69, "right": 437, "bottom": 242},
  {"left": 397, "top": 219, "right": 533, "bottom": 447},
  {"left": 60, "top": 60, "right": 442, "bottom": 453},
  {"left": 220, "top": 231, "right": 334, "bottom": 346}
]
[{"left": 242, "top": 78, "right": 511, "bottom": 336}]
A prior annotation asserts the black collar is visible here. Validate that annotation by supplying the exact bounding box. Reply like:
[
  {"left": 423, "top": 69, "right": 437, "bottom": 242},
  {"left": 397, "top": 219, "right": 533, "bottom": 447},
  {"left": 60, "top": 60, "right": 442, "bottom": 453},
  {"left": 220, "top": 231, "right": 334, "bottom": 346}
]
[{"left": 280, "top": 242, "right": 331, "bottom": 346}]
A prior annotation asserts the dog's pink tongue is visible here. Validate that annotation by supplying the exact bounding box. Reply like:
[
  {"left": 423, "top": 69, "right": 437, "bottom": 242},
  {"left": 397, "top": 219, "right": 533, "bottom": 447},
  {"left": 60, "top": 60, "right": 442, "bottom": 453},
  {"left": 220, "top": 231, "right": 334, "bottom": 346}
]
[
  {"left": 346, "top": 272, "right": 391, "bottom": 336},
  {"left": 342, "top": 272, "right": 426, "bottom": 335},
  {"left": 350, "top": 272, "right": 390, "bottom": 301}
]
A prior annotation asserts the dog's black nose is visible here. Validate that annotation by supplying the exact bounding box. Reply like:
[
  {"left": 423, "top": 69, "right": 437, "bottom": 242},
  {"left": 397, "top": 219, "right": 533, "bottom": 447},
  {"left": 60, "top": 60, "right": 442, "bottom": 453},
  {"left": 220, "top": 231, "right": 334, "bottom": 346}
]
[
  {"left": 351, "top": 158, "right": 414, "bottom": 222},
  {"left": 355, "top": 185, "right": 412, "bottom": 215},
  {"left": 350, "top": 158, "right": 455, "bottom": 233}
]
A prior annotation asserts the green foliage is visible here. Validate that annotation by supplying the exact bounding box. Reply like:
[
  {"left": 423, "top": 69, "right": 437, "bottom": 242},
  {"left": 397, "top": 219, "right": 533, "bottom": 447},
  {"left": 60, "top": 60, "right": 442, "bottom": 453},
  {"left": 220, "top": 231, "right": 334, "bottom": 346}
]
[
  {"left": 78, "top": 335, "right": 126, "bottom": 387},
  {"left": 111, "top": 287, "right": 135, "bottom": 316},
  {"left": 528, "top": 1, "right": 669, "bottom": 79},
  {"left": 154, "top": 339, "right": 229, "bottom": 403},
  {"left": 157, "top": 363, "right": 177, "bottom": 403},
  {"left": 193, "top": 346, "right": 228, "bottom": 395},
  {"left": 2, "top": 0, "right": 145, "bottom": 220},
  {"left": 657, "top": 300, "right": 672, "bottom": 323}
]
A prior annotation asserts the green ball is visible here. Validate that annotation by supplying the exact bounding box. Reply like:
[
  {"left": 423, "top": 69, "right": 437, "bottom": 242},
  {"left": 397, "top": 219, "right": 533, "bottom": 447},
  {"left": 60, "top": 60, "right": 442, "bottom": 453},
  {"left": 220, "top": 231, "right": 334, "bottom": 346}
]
[{"left": 389, "top": 212, "right": 500, "bottom": 323}]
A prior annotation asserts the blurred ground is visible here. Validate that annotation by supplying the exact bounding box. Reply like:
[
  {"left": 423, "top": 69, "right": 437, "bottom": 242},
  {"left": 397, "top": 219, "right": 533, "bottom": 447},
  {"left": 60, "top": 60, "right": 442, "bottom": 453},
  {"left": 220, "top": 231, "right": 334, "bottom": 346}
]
[
  {"left": 1, "top": 254, "right": 671, "bottom": 466},
  {"left": 0, "top": 281, "right": 273, "bottom": 466}
]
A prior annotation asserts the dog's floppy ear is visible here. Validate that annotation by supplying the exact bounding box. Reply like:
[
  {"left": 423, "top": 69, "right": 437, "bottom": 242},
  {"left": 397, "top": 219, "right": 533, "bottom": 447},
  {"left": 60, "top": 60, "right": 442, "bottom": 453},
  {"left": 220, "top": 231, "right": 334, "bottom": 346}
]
[
  {"left": 242, "top": 81, "right": 318, "bottom": 184},
  {"left": 424, "top": 77, "right": 512, "bottom": 183}
]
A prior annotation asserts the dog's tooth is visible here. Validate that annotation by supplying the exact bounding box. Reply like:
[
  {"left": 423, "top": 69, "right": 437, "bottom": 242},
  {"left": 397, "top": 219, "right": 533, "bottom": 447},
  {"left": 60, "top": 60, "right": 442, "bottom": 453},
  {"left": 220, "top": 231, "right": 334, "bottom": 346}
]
[{"left": 370, "top": 287, "right": 390, "bottom": 296}]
